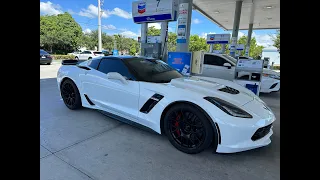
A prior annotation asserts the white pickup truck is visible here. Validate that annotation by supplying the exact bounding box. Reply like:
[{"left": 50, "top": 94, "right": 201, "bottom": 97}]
[{"left": 197, "top": 53, "right": 280, "bottom": 93}]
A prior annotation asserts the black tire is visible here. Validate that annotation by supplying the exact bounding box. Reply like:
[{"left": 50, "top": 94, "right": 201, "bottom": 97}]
[
  {"left": 164, "top": 103, "right": 216, "bottom": 154},
  {"left": 75, "top": 56, "right": 79, "bottom": 60},
  {"left": 47, "top": 62, "right": 51, "bottom": 65},
  {"left": 60, "top": 79, "right": 82, "bottom": 110},
  {"left": 88, "top": 57, "right": 92, "bottom": 60}
]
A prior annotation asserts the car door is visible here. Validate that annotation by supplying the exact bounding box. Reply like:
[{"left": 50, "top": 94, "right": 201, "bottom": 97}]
[
  {"left": 79, "top": 51, "right": 90, "bottom": 60},
  {"left": 202, "top": 54, "right": 235, "bottom": 80},
  {"left": 82, "top": 58, "right": 140, "bottom": 121}
]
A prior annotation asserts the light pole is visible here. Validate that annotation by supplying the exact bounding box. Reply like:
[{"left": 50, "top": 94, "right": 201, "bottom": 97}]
[{"left": 98, "top": 0, "right": 103, "bottom": 51}]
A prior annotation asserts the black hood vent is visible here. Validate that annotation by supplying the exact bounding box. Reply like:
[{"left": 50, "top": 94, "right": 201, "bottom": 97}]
[{"left": 218, "top": 86, "right": 239, "bottom": 95}]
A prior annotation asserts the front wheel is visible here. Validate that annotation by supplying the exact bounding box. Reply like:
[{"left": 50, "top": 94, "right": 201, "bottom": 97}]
[
  {"left": 164, "top": 104, "right": 216, "bottom": 154},
  {"left": 75, "top": 56, "right": 79, "bottom": 60},
  {"left": 60, "top": 79, "right": 82, "bottom": 110},
  {"left": 88, "top": 57, "right": 92, "bottom": 60}
]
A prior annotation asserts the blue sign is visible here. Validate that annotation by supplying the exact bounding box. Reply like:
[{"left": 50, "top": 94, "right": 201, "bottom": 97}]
[
  {"left": 132, "top": 0, "right": 177, "bottom": 24},
  {"left": 167, "top": 52, "right": 192, "bottom": 75},
  {"left": 133, "top": 13, "right": 176, "bottom": 23},
  {"left": 113, "top": 49, "right": 118, "bottom": 56},
  {"left": 207, "top": 41, "right": 229, "bottom": 44}
]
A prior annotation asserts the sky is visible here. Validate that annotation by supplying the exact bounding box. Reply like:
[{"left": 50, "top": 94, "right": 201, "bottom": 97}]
[{"left": 40, "top": 0, "right": 278, "bottom": 47}]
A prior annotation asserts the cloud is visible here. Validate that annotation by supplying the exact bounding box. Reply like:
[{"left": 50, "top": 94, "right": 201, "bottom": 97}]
[
  {"left": 120, "top": 31, "right": 140, "bottom": 38},
  {"left": 40, "top": 1, "right": 63, "bottom": 15},
  {"left": 78, "top": 5, "right": 131, "bottom": 19},
  {"left": 83, "top": 28, "right": 92, "bottom": 34},
  {"left": 103, "top": 24, "right": 116, "bottom": 30},
  {"left": 107, "top": 8, "right": 132, "bottom": 19},
  {"left": 252, "top": 32, "right": 276, "bottom": 47},
  {"left": 238, "top": 31, "right": 245, "bottom": 38},
  {"left": 200, "top": 32, "right": 216, "bottom": 39},
  {"left": 78, "top": 4, "right": 109, "bottom": 18},
  {"left": 67, "top": 9, "right": 75, "bottom": 14},
  {"left": 192, "top": 18, "right": 201, "bottom": 24},
  {"left": 148, "top": 23, "right": 161, "bottom": 29}
]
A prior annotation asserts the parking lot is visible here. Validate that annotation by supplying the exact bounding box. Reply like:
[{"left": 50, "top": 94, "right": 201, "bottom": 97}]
[{"left": 40, "top": 62, "right": 280, "bottom": 180}]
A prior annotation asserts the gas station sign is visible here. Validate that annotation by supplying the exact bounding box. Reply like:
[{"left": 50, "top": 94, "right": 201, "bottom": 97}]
[
  {"left": 132, "top": 0, "right": 178, "bottom": 24},
  {"left": 206, "top": 34, "right": 231, "bottom": 44}
]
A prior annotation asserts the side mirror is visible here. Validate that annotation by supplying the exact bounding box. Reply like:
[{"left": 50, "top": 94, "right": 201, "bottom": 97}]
[
  {"left": 106, "top": 72, "right": 128, "bottom": 84},
  {"left": 223, "top": 63, "right": 232, "bottom": 69}
]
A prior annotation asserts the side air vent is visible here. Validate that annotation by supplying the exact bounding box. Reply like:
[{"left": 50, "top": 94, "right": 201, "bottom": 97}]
[
  {"left": 77, "top": 66, "right": 91, "bottom": 70},
  {"left": 218, "top": 86, "right": 239, "bottom": 94},
  {"left": 84, "top": 94, "right": 95, "bottom": 105},
  {"left": 140, "top": 94, "right": 164, "bottom": 114}
]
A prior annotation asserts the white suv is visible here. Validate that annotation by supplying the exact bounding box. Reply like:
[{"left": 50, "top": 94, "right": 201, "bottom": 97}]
[{"left": 75, "top": 51, "right": 104, "bottom": 60}]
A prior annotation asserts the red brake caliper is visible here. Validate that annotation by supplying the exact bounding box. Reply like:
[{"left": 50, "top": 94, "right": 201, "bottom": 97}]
[{"left": 175, "top": 113, "right": 181, "bottom": 136}]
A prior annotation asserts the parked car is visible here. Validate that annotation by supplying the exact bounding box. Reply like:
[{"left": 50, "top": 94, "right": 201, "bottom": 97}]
[
  {"left": 197, "top": 53, "right": 280, "bottom": 93},
  {"left": 40, "top": 49, "right": 52, "bottom": 65},
  {"left": 67, "top": 51, "right": 81, "bottom": 56},
  {"left": 57, "top": 56, "right": 276, "bottom": 154},
  {"left": 74, "top": 50, "right": 104, "bottom": 60}
]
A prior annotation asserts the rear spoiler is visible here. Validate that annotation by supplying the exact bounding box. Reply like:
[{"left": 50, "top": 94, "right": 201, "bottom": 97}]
[{"left": 61, "top": 59, "right": 79, "bottom": 65}]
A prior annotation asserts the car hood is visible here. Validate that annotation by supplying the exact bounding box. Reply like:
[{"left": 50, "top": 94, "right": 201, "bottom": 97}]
[{"left": 169, "top": 76, "right": 257, "bottom": 107}]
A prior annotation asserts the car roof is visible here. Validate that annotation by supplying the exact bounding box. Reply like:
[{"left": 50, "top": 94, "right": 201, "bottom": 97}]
[{"left": 102, "top": 55, "right": 151, "bottom": 60}]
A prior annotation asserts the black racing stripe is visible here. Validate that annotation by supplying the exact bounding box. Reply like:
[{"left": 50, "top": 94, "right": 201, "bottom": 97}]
[
  {"left": 84, "top": 94, "right": 95, "bottom": 105},
  {"left": 140, "top": 94, "right": 164, "bottom": 114},
  {"left": 215, "top": 122, "right": 221, "bottom": 144}
]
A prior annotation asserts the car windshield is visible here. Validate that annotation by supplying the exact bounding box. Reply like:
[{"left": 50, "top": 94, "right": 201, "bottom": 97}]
[
  {"left": 40, "top": 50, "right": 49, "bottom": 55},
  {"left": 222, "top": 54, "right": 237, "bottom": 64},
  {"left": 124, "top": 57, "right": 183, "bottom": 83}
]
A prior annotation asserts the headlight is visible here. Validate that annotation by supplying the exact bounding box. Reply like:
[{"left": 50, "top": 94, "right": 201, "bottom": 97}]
[
  {"left": 263, "top": 74, "right": 280, "bottom": 80},
  {"left": 204, "top": 97, "right": 253, "bottom": 118}
]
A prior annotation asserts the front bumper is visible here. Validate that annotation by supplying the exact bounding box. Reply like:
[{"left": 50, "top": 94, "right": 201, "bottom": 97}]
[
  {"left": 213, "top": 98, "right": 276, "bottom": 153},
  {"left": 216, "top": 125, "right": 273, "bottom": 153},
  {"left": 260, "top": 78, "right": 280, "bottom": 93}
]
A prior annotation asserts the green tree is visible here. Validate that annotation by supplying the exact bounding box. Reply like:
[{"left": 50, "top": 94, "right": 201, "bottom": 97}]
[
  {"left": 40, "top": 12, "right": 82, "bottom": 54},
  {"left": 147, "top": 26, "right": 161, "bottom": 36},
  {"left": 273, "top": 30, "right": 280, "bottom": 53},
  {"left": 189, "top": 35, "right": 209, "bottom": 52},
  {"left": 129, "top": 44, "right": 137, "bottom": 55},
  {"left": 102, "top": 34, "right": 114, "bottom": 52},
  {"left": 167, "top": 32, "right": 177, "bottom": 52},
  {"left": 237, "top": 36, "right": 264, "bottom": 59}
]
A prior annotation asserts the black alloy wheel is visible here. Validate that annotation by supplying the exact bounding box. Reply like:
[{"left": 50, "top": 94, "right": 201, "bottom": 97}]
[
  {"left": 61, "top": 79, "right": 82, "bottom": 110},
  {"left": 164, "top": 104, "right": 216, "bottom": 154}
]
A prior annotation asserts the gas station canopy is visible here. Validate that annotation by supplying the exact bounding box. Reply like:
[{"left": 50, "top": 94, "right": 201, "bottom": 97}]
[{"left": 193, "top": 0, "right": 280, "bottom": 30}]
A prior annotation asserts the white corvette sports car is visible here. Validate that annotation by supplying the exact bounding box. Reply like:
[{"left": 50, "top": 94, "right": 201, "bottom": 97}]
[{"left": 57, "top": 56, "right": 276, "bottom": 154}]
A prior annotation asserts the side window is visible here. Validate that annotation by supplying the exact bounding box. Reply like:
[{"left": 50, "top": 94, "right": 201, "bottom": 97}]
[
  {"left": 97, "top": 59, "right": 133, "bottom": 79},
  {"left": 87, "top": 59, "right": 101, "bottom": 69},
  {"left": 204, "top": 55, "right": 228, "bottom": 66},
  {"left": 81, "top": 51, "right": 90, "bottom": 54}
]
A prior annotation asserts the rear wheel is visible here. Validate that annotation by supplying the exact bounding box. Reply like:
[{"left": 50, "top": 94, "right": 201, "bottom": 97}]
[
  {"left": 164, "top": 104, "right": 216, "bottom": 154},
  {"left": 47, "top": 62, "right": 51, "bottom": 65},
  {"left": 60, "top": 79, "right": 82, "bottom": 110},
  {"left": 75, "top": 56, "right": 79, "bottom": 60},
  {"left": 88, "top": 57, "right": 92, "bottom": 60}
]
